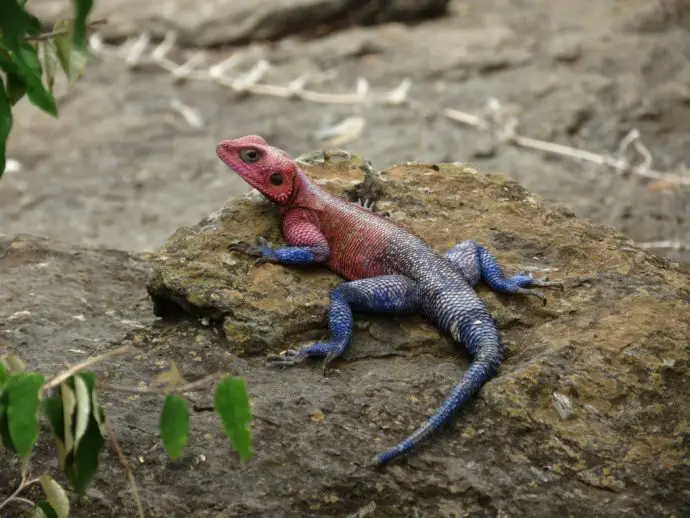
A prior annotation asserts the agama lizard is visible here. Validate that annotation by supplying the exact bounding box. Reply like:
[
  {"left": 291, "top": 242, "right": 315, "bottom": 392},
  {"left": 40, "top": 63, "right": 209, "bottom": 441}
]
[{"left": 216, "top": 135, "right": 562, "bottom": 466}]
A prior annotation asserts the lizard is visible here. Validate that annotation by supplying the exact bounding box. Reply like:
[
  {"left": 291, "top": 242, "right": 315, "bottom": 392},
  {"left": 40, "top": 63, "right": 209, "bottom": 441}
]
[{"left": 216, "top": 135, "right": 563, "bottom": 467}]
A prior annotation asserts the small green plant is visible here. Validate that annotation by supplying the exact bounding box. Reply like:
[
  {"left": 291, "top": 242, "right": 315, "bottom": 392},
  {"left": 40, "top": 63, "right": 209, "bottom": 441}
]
[
  {"left": 1, "top": 4, "right": 257, "bottom": 515},
  {"left": 0, "top": 0, "right": 95, "bottom": 179},
  {"left": 0, "top": 348, "right": 255, "bottom": 517}
]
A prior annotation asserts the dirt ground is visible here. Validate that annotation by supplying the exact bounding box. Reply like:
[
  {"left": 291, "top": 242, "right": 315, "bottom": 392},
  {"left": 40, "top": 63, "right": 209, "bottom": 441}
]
[{"left": 2, "top": 0, "right": 689, "bottom": 264}]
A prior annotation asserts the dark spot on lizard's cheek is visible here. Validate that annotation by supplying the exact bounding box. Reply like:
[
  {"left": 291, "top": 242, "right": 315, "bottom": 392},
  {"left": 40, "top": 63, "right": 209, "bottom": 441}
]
[{"left": 270, "top": 173, "right": 283, "bottom": 186}]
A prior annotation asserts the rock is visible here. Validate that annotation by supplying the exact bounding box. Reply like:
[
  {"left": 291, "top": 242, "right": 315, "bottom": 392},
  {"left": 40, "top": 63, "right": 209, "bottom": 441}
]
[
  {"left": 0, "top": 234, "right": 155, "bottom": 356},
  {"left": 145, "top": 158, "right": 690, "bottom": 516},
  {"left": 29, "top": 0, "right": 451, "bottom": 46},
  {"left": 2, "top": 159, "right": 688, "bottom": 516},
  {"left": 620, "top": 0, "right": 690, "bottom": 34}
]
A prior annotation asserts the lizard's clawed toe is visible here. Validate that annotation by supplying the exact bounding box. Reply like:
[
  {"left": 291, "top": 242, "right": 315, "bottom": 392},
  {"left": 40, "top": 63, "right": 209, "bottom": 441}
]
[
  {"left": 266, "top": 349, "right": 307, "bottom": 367},
  {"left": 531, "top": 278, "right": 565, "bottom": 291},
  {"left": 229, "top": 236, "right": 275, "bottom": 264},
  {"left": 228, "top": 241, "right": 261, "bottom": 257}
]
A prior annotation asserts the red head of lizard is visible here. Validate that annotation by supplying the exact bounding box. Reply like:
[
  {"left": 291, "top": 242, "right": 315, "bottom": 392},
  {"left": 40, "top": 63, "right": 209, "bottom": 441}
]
[{"left": 216, "top": 135, "right": 299, "bottom": 206}]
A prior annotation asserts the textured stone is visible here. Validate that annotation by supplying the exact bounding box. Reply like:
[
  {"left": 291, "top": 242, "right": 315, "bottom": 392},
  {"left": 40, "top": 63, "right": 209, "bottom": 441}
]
[
  {"left": 145, "top": 157, "right": 690, "bottom": 517},
  {"left": 30, "top": 0, "right": 451, "bottom": 46},
  {"left": 2, "top": 160, "right": 688, "bottom": 516}
]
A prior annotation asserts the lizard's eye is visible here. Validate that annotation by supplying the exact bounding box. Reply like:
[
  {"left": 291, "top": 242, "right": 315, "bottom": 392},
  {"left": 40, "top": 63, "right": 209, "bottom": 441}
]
[
  {"left": 240, "top": 148, "right": 260, "bottom": 163},
  {"left": 270, "top": 173, "right": 283, "bottom": 186}
]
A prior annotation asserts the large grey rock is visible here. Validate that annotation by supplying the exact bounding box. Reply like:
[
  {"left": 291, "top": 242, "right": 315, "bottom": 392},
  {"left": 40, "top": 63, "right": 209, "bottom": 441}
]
[
  {"left": 30, "top": 0, "right": 451, "bottom": 45},
  {"left": 2, "top": 157, "right": 689, "bottom": 516},
  {"left": 145, "top": 158, "right": 690, "bottom": 517}
]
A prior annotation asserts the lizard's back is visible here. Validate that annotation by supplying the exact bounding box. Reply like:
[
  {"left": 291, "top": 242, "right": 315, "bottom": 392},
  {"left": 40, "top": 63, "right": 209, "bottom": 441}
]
[{"left": 305, "top": 184, "right": 466, "bottom": 289}]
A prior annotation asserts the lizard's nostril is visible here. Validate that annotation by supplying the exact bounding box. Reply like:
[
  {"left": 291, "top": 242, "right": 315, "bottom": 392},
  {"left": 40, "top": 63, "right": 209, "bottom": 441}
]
[{"left": 217, "top": 141, "right": 232, "bottom": 156}]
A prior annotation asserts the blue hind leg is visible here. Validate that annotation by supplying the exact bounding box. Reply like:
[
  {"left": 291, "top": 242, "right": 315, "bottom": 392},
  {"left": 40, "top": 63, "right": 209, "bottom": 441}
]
[
  {"left": 267, "top": 275, "right": 420, "bottom": 374},
  {"left": 445, "top": 240, "right": 563, "bottom": 304}
]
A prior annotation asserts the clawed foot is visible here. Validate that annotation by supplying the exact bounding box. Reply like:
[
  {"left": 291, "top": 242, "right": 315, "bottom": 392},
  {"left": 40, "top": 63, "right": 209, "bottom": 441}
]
[
  {"left": 266, "top": 349, "right": 308, "bottom": 367},
  {"left": 516, "top": 271, "right": 564, "bottom": 290},
  {"left": 228, "top": 236, "right": 275, "bottom": 265},
  {"left": 358, "top": 198, "right": 376, "bottom": 210},
  {"left": 356, "top": 198, "right": 390, "bottom": 218},
  {"left": 512, "top": 272, "right": 564, "bottom": 305},
  {"left": 266, "top": 342, "right": 345, "bottom": 375}
]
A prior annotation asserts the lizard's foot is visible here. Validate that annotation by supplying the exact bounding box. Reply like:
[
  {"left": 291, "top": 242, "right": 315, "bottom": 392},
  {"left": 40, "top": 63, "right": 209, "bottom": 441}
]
[
  {"left": 266, "top": 349, "right": 308, "bottom": 367},
  {"left": 503, "top": 272, "right": 564, "bottom": 305},
  {"left": 358, "top": 198, "right": 376, "bottom": 210},
  {"left": 512, "top": 271, "right": 564, "bottom": 290},
  {"left": 266, "top": 340, "right": 348, "bottom": 374},
  {"left": 356, "top": 197, "right": 390, "bottom": 218},
  {"left": 228, "top": 236, "right": 275, "bottom": 265}
]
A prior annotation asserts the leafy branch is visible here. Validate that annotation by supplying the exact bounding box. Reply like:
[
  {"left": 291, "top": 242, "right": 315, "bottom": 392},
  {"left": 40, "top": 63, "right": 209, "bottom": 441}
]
[
  {"left": 0, "top": 0, "right": 96, "bottom": 179},
  {"left": 0, "top": 347, "right": 255, "bottom": 517}
]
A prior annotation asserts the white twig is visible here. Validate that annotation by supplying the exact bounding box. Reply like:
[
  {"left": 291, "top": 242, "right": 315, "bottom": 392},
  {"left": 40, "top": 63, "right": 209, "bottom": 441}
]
[
  {"left": 171, "top": 51, "right": 207, "bottom": 82},
  {"left": 208, "top": 53, "right": 243, "bottom": 79},
  {"left": 385, "top": 78, "right": 412, "bottom": 105},
  {"left": 88, "top": 31, "right": 412, "bottom": 106},
  {"left": 3, "top": 158, "right": 22, "bottom": 174},
  {"left": 314, "top": 116, "right": 367, "bottom": 147},
  {"left": 151, "top": 31, "right": 177, "bottom": 62},
  {"left": 170, "top": 99, "right": 204, "bottom": 128},
  {"left": 232, "top": 59, "right": 271, "bottom": 92},
  {"left": 125, "top": 32, "right": 151, "bottom": 67},
  {"left": 355, "top": 77, "right": 369, "bottom": 99},
  {"left": 443, "top": 100, "right": 690, "bottom": 187}
]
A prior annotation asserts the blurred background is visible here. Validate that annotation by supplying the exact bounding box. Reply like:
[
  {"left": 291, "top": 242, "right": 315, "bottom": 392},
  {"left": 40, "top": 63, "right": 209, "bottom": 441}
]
[{"left": 2, "top": 0, "right": 689, "bottom": 265}]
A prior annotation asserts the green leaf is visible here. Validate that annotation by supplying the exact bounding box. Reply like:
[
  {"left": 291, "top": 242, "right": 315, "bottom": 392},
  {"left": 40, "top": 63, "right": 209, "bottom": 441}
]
[
  {"left": 160, "top": 394, "right": 190, "bottom": 460},
  {"left": 0, "top": 75, "right": 11, "bottom": 179},
  {"left": 5, "top": 72, "right": 27, "bottom": 105},
  {"left": 52, "top": 20, "right": 87, "bottom": 86},
  {"left": 64, "top": 412, "right": 106, "bottom": 493},
  {"left": 34, "top": 500, "right": 59, "bottom": 518},
  {"left": 6, "top": 372, "right": 46, "bottom": 457},
  {"left": 91, "top": 387, "right": 107, "bottom": 437},
  {"left": 12, "top": 42, "right": 58, "bottom": 116},
  {"left": 42, "top": 395, "right": 68, "bottom": 468},
  {"left": 0, "top": 360, "right": 7, "bottom": 388},
  {"left": 2, "top": 354, "right": 26, "bottom": 373},
  {"left": 72, "top": 0, "right": 94, "bottom": 51},
  {"left": 57, "top": 373, "right": 105, "bottom": 493},
  {"left": 52, "top": 21, "right": 73, "bottom": 76},
  {"left": 39, "top": 474, "right": 70, "bottom": 518},
  {"left": 0, "top": 393, "right": 12, "bottom": 449},
  {"left": 0, "top": 0, "right": 31, "bottom": 51},
  {"left": 73, "top": 374, "right": 91, "bottom": 451},
  {"left": 42, "top": 41, "right": 59, "bottom": 93},
  {"left": 214, "top": 376, "right": 254, "bottom": 462},
  {"left": 61, "top": 380, "right": 76, "bottom": 455}
]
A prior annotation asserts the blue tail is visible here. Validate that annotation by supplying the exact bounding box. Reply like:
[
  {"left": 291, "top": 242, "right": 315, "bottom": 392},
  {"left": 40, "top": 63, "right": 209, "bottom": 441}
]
[{"left": 373, "top": 307, "right": 504, "bottom": 466}]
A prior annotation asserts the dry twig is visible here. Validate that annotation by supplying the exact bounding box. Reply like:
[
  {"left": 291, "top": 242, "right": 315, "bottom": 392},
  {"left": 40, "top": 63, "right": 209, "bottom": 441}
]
[
  {"left": 443, "top": 98, "right": 690, "bottom": 187},
  {"left": 88, "top": 30, "right": 411, "bottom": 116}
]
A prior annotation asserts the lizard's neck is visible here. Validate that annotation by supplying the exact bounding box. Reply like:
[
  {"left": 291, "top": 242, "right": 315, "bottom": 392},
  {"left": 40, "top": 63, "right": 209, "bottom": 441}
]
[{"left": 281, "top": 168, "right": 323, "bottom": 213}]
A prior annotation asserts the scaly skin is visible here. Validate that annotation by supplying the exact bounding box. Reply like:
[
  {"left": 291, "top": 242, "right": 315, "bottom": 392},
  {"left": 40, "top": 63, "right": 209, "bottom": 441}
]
[{"left": 216, "top": 135, "right": 563, "bottom": 466}]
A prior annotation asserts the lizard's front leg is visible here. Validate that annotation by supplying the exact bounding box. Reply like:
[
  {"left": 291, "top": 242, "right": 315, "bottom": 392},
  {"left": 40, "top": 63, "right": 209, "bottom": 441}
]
[
  {"left": 229, "top": 236, "right": 329, "bottom": 265},
  {"left": 267, "top": 275, "right": 420, "bottom": 374},
  {"left": 445, "top": 240, "right": 563, "bottom": 304},
  {"left": 229, "top": 209, "right": 331, "bottom": 265}
]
